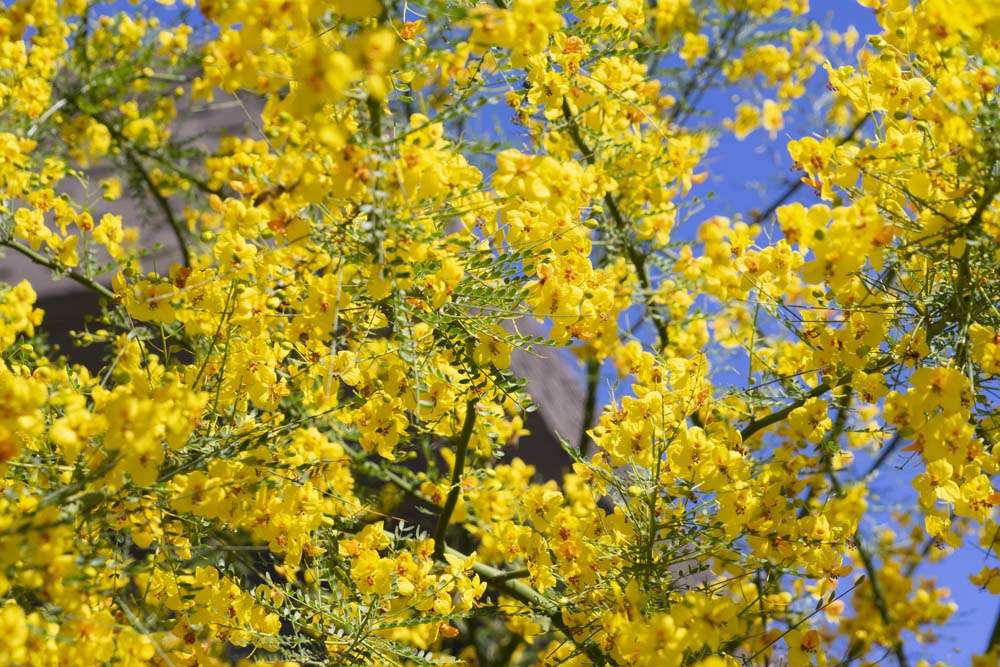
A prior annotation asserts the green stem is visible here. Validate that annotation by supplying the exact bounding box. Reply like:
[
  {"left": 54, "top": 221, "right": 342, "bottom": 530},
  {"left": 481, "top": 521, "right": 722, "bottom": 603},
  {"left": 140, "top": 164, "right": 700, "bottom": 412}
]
[
  {"left": 742, "top": 317, "right": 950, "bottom": 442},
  {"left": 122, "top": 147, "right": 191, "bottom": 267},
  {"left": 1, "top": 238, "right": 115, "bottom": 300},
  {"left": 987, "top": 606, "right": 1000, "bottom": 654},
  {"left": 433, "top": 398, "right": 478, "bottom": 560},
  {"left": 747, "top": 576, "right": 865, "bottom": 661},
  {"left": 445, "top": 549, "right": 615, "bottom": 665},
  {"left": 485, "top": 567, "right": 529, "bottom": 583},
  {"left": 579, "top": 357, "right": 599, "bottom": 455},
  {"left": 852, "top": 532, "right": 909, "bottom": 667},
  {"left": 741, "top": 354, "right": 896, "bottom": 442},
  {"left": 63, "top": 95, "right": 221, "bottom": 196}
]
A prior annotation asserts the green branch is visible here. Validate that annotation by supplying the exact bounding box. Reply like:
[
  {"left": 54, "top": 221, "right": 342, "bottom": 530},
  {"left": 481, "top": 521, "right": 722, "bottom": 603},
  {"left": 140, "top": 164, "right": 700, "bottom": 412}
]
[
  {"left": 741, "top": 349, "right": 904, "bottom": 442},
  {"left": 0, "top": 238, "right": 115, "bottom": 300},
  {"left": 63, "top": 95, "right": 221, "bottom": 196},
  {"left": 122, "top": 147, "right": 191, "bottom": 267},
  {"left": 987, "top": 608, "right": 1000, "bottom": 655},
  {"left": 444, "top": 548, "right": 615, "bottom": 666},
  {"left": 579, "top": 357, "right": 599, "bottom": 455},
  {"left": 433, "top": 398, "right": 478, "bottom": 560}
]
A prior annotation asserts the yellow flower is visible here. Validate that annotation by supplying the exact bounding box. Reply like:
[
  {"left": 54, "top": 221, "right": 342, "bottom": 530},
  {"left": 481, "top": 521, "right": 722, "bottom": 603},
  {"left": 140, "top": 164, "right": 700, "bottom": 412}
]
[
  {"left": 680, "top": 32, "right": 710, "bottom": 64},
  {"left": 727, "top": 102, "right": 761, "bottom": 139},
  {"left": 762, "top": 99, "right": 784, "bottom": 138}
]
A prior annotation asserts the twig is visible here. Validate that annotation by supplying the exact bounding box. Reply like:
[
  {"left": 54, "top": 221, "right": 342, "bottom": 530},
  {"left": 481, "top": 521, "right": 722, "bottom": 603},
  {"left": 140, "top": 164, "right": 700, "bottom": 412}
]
[
  {"left": 579, "top": 357, "right": 599, "bottom": 455},
  {"left": 751, "top": 113, "right": 871, "bottom": 224},
  {"left": 63, "top": 95, "right": 221, "bottom": 196},
  {"left": 740, "top": 376, "right": 834, "bottom": 441},
  {"left": 741, "top": 317, "right": 946, "bottom": 442},
  {"left": 0, "top": 238, "right": 115, "bottom": 300},
  {"left": 443, "top": 548, "right": 615, "bottom": 665},
  {"left": 987, "top": 606, "right": 1000, "bottom": 654},
  {"left": 667, "top": 11, "right": 747, "bottom": 127},
  {"left": 863, "top": 432, "right": 904, "bottom": 478},
  {"left": 852, "top": 531, "right": 910, "bottom": 667},
  {"left": 122, "top": 148, "right": 191, "bottom": 266},
  {"left": 740, "top": 353, "right": 897, "bottom": 442},
  {"left": 748, "top": 576, "right": 866, "bottom": 661}
]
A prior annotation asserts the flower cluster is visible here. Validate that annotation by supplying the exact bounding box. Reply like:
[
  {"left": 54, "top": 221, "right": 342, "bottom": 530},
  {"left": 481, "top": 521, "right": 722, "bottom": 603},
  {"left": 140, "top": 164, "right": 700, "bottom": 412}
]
[{"left": 0, "top": 0, "right": 998, "bottom": 665}]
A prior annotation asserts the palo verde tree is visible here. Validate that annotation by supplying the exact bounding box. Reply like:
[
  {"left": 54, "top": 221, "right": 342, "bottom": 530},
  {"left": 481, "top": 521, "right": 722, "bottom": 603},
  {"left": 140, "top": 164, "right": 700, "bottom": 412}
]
[{"left": 1, "top": 0, "right": 999, "bottom": 665}]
